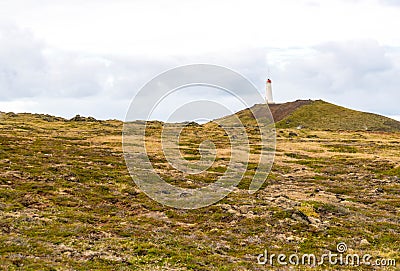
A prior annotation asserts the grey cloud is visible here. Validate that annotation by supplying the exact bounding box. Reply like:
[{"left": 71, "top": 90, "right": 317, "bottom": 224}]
[
  {"left": 0, "top": 24, "right": 268, "bottom": 120},
  {"left": 335, "top": 0, "right": 400, "bottom": 6},
  {"left": 1, "top": 23, "right": 399, "bottom": 120},
  {"left": 0, "top": 24, "right": 267, "bottom": 104},
  {"left": 0, "top": 24, "right": 170, "bottom": 101},
  {"left": 0, "top": 24, "right": 102, "bottom": 99},
  {"left": 380, "top": 0, "right": 400, "bottom": 6},
  {"left": 272, "top": 40, "right": 400, "bottom": 116},
  {"left": 0, "top": 24, "right": 47, "bottom": 98}
]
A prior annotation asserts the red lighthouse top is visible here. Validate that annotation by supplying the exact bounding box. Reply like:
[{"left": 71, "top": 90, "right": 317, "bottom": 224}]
[{"left": 267, "top": 79, "right": 272, "bottom": 83}]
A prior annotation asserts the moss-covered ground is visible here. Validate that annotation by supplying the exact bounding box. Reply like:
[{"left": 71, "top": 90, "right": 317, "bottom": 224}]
[{"left": 0, "top": 112, "right": 399, "bottom": 270}]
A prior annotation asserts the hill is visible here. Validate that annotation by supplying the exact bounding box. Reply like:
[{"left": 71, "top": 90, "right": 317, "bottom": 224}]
[
  {"left": 219, "top": 100, "right": 400, "bottom": 132},
  {"left": 0, "top": 108, "right": 399, "bottom": 270}
]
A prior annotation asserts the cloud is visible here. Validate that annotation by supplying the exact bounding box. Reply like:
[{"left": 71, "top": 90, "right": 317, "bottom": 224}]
[
  {"left": 1, "top": 23, "right": 399, "bottom": 120},
  {"left": 0, "top": 24, "right": 270, "bottom": 119},
  {"left": 380, "top": 0, "right": 400, "bottom": 6},
  {"left": 271, "top": 40, "right": 400, "bottom": 116},
  {"left": 0, "top": 23, "right": 178, "bottom": 102},
  {"left": 0, "top": 23, "right": 47, "bottom": 99},
  {"left": 0, "top": 24, "right": 103, "bottom": 100}
]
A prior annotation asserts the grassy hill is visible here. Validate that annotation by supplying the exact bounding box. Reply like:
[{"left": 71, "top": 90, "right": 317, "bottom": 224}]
[
  {"left": 276, "top": 100, "right": 400, "bottom": 131},
  {"left": 0, "top": 110, "right": 399, "bottom": 270},
  {"left": 219, "top": 100, "right": 400, "bottom": 132}
]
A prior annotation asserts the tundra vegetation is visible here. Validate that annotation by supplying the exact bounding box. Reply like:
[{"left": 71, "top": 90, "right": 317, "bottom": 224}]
[{"left": 0, "top": 102, "right": 399, "bottom": 270}]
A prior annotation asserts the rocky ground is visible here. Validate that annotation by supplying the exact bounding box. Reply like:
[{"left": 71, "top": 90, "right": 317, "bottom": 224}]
[{"left": 0, "top": 112, "right": 399, "bottom": 270}]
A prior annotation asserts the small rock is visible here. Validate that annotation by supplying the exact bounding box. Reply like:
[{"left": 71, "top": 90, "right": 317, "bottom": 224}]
[
  {"left": 276, "top": 234, "right": 286, "bottom": 241},
  {"left": 220, "top": 204, "right": 231, "bottom": 210},
  {"left": 291, "top": 210, "right": 311, "bottom": 224},
  {"left": 360, "top": 239, "right": 370, "bottom": 246},
  {"left": 69, "top": 114, "right": 98, "bottom": 122},
  {"left": 286, "top": 236, "right": 295, "bottom": 242},
  {"left": 83, "top": 250, "right": 99, "bottom": 258},
  {"left": 336, "top": 194, "right": 346, "bottom": 202},
  {"left": 243, "top": 211, "right": 255, "bottom": 218},
  {"left": 308, "top": 217, "right": 321, "bottom": 225},
  {"left": 59, "top": 244, "right": 74, "bottom": 253},
  {"left": 238, "top": 205, "right": 251, "bottom": 214},
  {"left": 227, "top": 208, "right": 237, "bottom": 215}
]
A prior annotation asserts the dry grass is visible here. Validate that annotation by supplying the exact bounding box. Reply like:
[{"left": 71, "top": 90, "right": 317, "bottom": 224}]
[{"left": 0, "top": 112, "right": 399, "bottom": 270}]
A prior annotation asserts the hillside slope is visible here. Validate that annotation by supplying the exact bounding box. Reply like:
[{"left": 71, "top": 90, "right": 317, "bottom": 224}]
[
  {"left": 219, "top": 100, "right": 400, "bottom": 132},
  {"left": 0, "top": 110, "right": 399, "bottom": 269},
  {"left": 276, "top": 100, "right": 400, "bottom": 131},
  {"left": 269, "top": 99, "right": 314, "bottom": 122}
]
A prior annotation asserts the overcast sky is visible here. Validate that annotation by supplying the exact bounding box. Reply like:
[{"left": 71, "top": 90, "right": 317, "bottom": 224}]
[{"left": 0, "top": 0, "right": 399, "bottom": 121}]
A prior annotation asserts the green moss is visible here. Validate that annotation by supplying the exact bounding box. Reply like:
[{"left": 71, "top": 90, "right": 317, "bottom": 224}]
[
  {"left": 1, "top": 111, "right": 400, "bottom": 270},
  {"left": 275, "top": 100, "right": 400, "bottom": 132}
]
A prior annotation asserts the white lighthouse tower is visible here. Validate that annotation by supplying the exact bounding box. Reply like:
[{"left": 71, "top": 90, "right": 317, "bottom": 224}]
[{"left": 266, "top": 78, "right": 274, "bottom": 104}]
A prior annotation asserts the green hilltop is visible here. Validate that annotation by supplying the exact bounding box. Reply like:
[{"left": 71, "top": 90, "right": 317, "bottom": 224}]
[
  {"left": 275, "top": 100, "right": 400, "bottom": 131},
  {"left": 221, "top": 100, "right": 400, "bottom": 132}
]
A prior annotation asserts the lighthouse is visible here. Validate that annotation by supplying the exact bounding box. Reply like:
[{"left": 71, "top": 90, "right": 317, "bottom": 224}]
[{"left": 266, "top": 78, "right": 274, "bottom": 104}]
